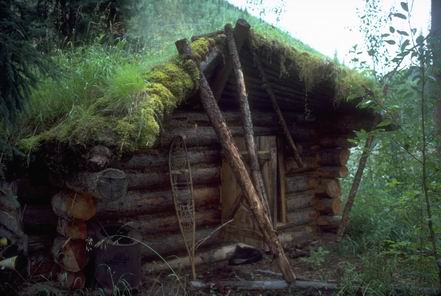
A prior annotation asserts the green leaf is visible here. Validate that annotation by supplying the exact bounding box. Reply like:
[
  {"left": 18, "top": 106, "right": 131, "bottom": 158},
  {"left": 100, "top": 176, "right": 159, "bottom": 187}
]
[
  {"left": 401, "top": 39, "right": 410, "bottom": 50},
  {"left": 377, "top": 119, "right": 393, "bottom": 128},
  {"left": 416, "top": 35, "right": 425, "bottom": 45},
  {"left": 385, "top": 40, "right": 396, "bottom": 45},
  {"left": 397, "top": 30, "right": 409, "bottom": 36},
  {"left": 400, "top": 2, "right": 409, "bottom": 12},
  {"left": 393, "top": 13, "right": 407, "bottom": 19},
  {"left": 389, "top": 26, "right": 396, "bottom": 33},
  {"left": 381, "top": 33, "right": 391, "bottom": 38}
]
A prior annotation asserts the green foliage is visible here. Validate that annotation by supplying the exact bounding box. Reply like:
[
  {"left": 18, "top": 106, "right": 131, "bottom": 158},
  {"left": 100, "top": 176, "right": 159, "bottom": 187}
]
[
  {"left": 0, "top": 0, "right": 52, "bottom": 125},
  {"left": 335, "top": 1, "right": 441, "bottom": 292},
  {"left": 301, "top": 246, "right": 329, "bottom": 268}
]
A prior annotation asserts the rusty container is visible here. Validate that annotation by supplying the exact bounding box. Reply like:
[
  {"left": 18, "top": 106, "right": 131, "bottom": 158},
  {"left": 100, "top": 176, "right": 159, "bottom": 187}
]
[{"left": 94, "top": 225, "right": 141, "bottom": 290}]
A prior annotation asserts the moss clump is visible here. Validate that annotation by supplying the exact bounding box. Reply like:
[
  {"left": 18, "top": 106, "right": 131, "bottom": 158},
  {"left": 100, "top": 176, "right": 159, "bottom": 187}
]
[
  {"left": 143, "top": 62, "right": 194, "bottom": 100},
  {"left": 191, "top": 37, "right": 216, "bottom": 63}
]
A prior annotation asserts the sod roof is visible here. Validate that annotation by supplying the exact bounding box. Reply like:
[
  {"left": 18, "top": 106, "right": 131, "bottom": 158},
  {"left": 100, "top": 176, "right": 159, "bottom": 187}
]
[{"left": 5, "top": 20, "right": 382, "bottom": 156}]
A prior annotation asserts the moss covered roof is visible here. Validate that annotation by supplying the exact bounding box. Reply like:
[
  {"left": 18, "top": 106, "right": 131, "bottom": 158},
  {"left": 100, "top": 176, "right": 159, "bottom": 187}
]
[{"left": 6, "top": 22, "right": 381, "bottom": 156}]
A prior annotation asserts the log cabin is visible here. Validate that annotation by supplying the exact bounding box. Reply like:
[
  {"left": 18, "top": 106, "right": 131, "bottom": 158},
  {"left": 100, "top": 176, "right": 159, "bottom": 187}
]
[{"left": 1, "top": 19, "right": 386, "bottom": 283}]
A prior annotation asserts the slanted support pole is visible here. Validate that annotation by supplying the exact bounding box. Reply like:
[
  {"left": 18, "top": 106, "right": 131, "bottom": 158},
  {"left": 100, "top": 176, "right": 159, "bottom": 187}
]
[
  {"left": 336, "top": 133, "right": 374, "bottom": 242},
  {"left": 175, "top": 38, "right": 296, "bottom": 282},
  {"left": 212, "top": 19, "right": 251, "bottom": 100},
  {"left": 224, "top": 23, "right": 271, "bottom": 219},
  {"left": 252, "top": 51, "right": 304, "bottom": 168}
]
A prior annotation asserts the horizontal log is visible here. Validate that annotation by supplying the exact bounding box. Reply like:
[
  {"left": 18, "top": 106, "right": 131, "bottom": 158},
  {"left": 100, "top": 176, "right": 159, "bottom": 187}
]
[
  {"left": 190, "top": 280, "right": 337, "bottom": 291},
  {"left": 312, "top": 198, "right": 341, "bottom": 215},
  {"left": 145, "top": 242, "right": 242, "bottom": 274},
  {"left": 100, "top": 209, "right": 221, "bottom": 236},
  {"left": 126, "top": 167, "right": 220, "bottom": 190},
  {"left": 316, "top": 166, "right": 349, "bottom": 178},
  {"left": 159, "top": 126, "right": 278, "bottom": 147},
  {"left": 316, "top": 179, "right": 341, "bottom": 199},
  {"left": 285, "top": 155, "right": 319, "bottom": 173},
  {"left": 285, "top": 176, "right": 318, "bottom": 193},
  {"left": 169, "top": 112, "right": 278, "bottom": 128},
  {"left": 144, "top": 226, "right": 309, "bottom": 273},
  {"left": 170, "top": 111, "right": 310, "bottom": 127},
  {"left": 317, "top": 215, "right": 341, "bottom": 233},
  {"left": 286, "top": 208, "right": 317, "bottom": 226},
  {"left": 97, "top": 187, "right": 220, "bottom": 218},
  {"left": 142, "top": 227, "right": 221, "bottom": 260},
  {"left": 286, "top": 191, "right": 315, "bottom": 211},
  {"left": 51, "top": 191, "right": 96, "bottom": 221},
  {"left": 160, "top": 125, "right": 319, "bottom": 149},
  {"left": 318, "top": 148, "right": 350, "bottom": 166},
  {"left": 121, "top": 150, "right": 220, "bottom": 170}
]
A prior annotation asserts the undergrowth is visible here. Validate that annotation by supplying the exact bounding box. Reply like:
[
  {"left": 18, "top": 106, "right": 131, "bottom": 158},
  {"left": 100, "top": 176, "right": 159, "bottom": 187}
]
[{"left": 336, "top": 136, "right": 440, "bottom": 295}]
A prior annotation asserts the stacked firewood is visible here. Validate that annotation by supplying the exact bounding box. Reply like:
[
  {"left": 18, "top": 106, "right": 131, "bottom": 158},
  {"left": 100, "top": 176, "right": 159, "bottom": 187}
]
[
  {"left": 283, "top": 137, "right": 351, "bottom": 234},
  {"left": 50, "top": 190, "right": 97, "bottom": 289}
]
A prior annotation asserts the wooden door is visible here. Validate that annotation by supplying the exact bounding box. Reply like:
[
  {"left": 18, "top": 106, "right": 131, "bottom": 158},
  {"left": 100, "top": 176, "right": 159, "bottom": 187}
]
[{"left": 220, "top": 136, "right": 278, "bottom": 248}]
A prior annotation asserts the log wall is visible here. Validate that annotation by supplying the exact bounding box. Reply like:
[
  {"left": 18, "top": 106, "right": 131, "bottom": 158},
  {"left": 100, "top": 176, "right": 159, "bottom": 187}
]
[
  {"left": 19, "top": 110, "right": 352, "bottom": 273},
  {"left": 94, "top": 109, "right": 323, "bottom": 264}
]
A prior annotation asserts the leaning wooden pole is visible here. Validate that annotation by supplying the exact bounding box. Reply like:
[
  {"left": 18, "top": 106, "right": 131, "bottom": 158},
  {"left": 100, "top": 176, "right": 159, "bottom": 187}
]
[
  {"left": 336, "top": 133, "right": 374, "bottom": 242},
  {"left": 224, "top": 23, "right": 271, "bottom": 218},
  {"left": 175, "top": 39, "right": 296, "bottom": 282},
  {"left": 252, "top": 51, "right": 304, "bottom": 168}
]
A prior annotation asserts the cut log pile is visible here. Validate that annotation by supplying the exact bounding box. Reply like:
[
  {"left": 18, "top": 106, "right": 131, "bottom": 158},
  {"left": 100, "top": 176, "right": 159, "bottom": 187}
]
[
  {"left": 282, "top": 136, "right": 348, "bottom": 233},
  {"left": 49, "top": 190, "right": 96, "bottom": 288}
]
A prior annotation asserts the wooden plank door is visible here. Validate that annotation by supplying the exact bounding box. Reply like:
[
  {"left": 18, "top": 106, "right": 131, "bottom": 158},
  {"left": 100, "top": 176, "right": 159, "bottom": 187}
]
[{"left": 220, "top": 136, "right": 278, "bottom": 248}]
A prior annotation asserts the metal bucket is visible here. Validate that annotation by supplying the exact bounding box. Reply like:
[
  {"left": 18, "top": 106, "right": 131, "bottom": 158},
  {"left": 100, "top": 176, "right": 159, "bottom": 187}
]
[
  {"left": 94, "top": 225, "right": 141, "bottom": 291},
  {"left": 96, "top": 169, "right": 128, "bottom": 201}
]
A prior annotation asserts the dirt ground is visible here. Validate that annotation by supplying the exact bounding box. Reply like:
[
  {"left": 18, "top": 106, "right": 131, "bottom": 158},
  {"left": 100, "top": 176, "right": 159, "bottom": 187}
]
[{"left": 143, "top": 235, "right": 347, "bottom": 296}]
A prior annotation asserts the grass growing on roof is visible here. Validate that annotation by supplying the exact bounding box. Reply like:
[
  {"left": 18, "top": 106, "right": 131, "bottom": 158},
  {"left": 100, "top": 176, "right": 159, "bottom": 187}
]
[
  {"left": 11, "top": 39, "right": 211, "bottom": 153},
  {"left": 249, "top": 31, "right": 382, "bottom": 104}
]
